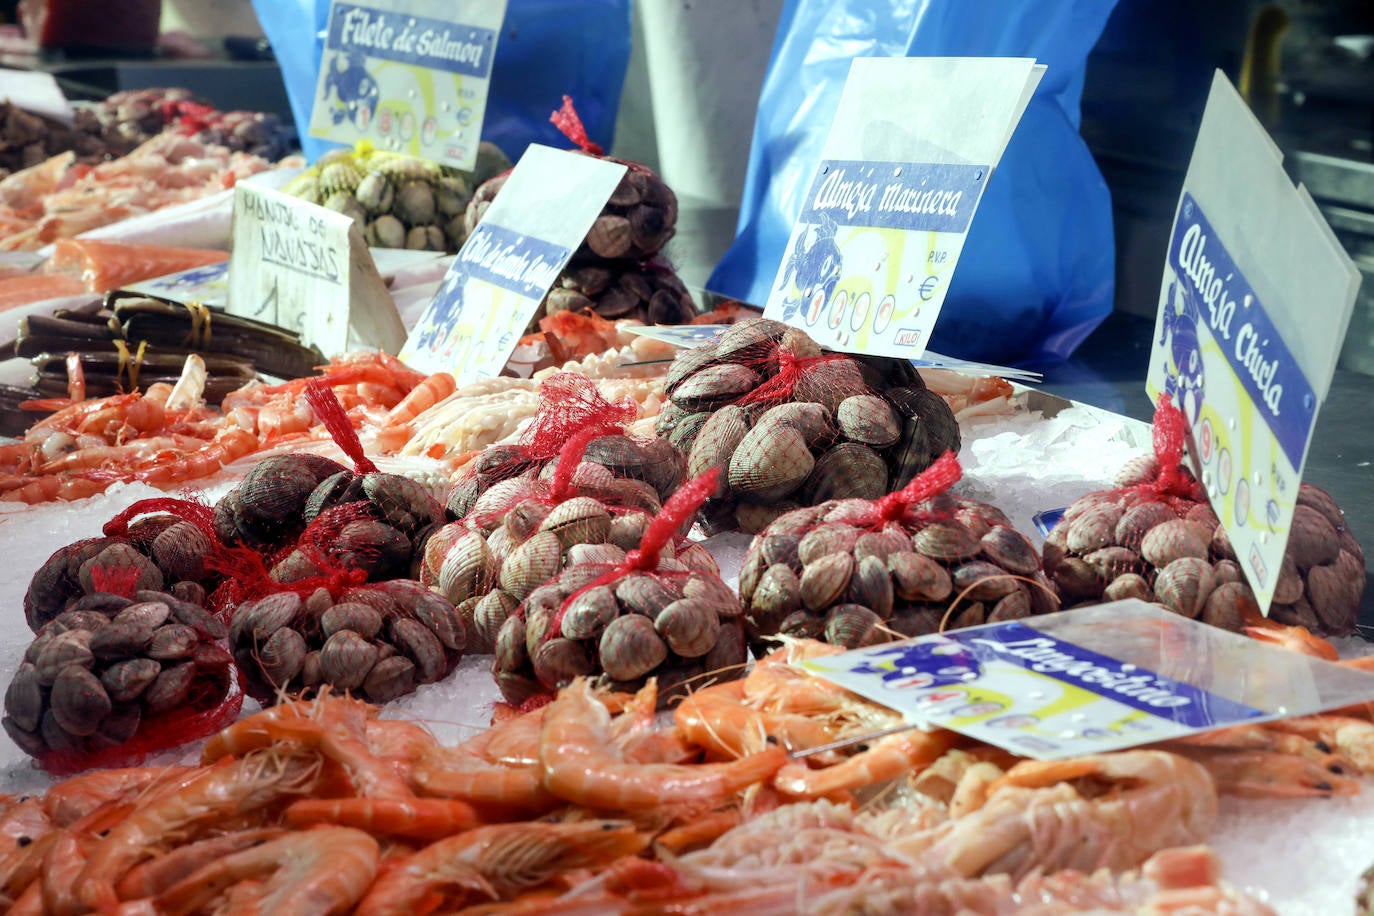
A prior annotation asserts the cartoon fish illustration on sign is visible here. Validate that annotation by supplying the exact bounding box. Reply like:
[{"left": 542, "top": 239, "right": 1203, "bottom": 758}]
[
  {"left": 777, "top": 212, "right": 842, "bottom": 322},
  {"left": 324, "top": 49, "right": 381, "bottom": 128}
]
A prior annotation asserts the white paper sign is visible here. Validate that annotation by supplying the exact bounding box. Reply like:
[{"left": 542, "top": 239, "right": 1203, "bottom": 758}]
[
  {"left": 227, "top": 185, "right": 405, "bottom": 356},
  {"left": 1146, "top": 73, "right": 1361, "bottom": 613},
  {"left": 764, "top": 57, "right": 1043, "bottom": 359},
  {"left": 125, "top": 261, "right": 229, "bottom": 308},
  {"left": 1, "top": 72, "right": 74, "bottom": 125},
  {"left": 308, "top": 0, "right": 506, "bottom": 171},
  {"left": 399, "top": 145, "right": 627, "bottom": 380}
]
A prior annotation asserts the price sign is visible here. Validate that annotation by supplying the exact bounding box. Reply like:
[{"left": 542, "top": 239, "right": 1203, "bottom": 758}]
[
  {"left": 308, "top": 0, "right": 506, "bottom": 171},
  {"left": 1146, "top": 73, "right": 1361, "bottom": 612},
  {"left": 764, "top": 57, "right": 1043, "bottom": 359},
  {"left": 227, "top": 184, "right": 405, "bottom": 356},
  {"left": 399, "top": 145, "right": 626, "bottom": 380}
]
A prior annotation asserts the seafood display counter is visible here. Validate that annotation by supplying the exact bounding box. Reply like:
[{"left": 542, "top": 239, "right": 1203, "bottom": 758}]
[{"left": 1, "top": 65, "right": 1371, "bottom": 916}]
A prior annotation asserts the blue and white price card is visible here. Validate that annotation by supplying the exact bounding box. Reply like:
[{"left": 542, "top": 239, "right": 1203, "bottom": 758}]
[
  {"left": 308, "top": 0, "right": 506, "bottom": 171},
  {"left": 764, "top": 57, "right": 1043, "bottom": 359},
  {"left": 1146, "top": 73, "right": 1361, "bottom": 613},
  {"left": 800, "top": 602, "right": 1374, "bottom": 761},
  {"left": 400, "top": 145, "right": 627, "bottom": 381}
]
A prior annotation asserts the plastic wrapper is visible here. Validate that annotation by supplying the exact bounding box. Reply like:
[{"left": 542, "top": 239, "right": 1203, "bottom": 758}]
[
  {"left": 1043, "top": 397, "right": 1366, "bottom": 637},
  {"left": 491, "top": 469, "right": 742, "bottom": 705},
  {"left": 738, "top": 452, "right": 1057, "bottom": 653},
  {"left": 658, "top": 317, "right": 960, "bottom": 534},
  {"left": 707, "top": 0, "right": 1118, "bottom": 366}
]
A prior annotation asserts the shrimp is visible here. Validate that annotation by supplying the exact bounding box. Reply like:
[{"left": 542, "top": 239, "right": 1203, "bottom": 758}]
[
  {"left": 283, "top": 797, "right": 481, "bottom": 840},
  {"left": 0, "top": 471, "right": 109, "bottom": 504},
  {"left": 42, "top": 766, "right": 195, "bottom": 827},
  {"left": 115, "top": 828, "right": 286, "bottom": 900},
  {"left": 0, "top": 796, "right": 51, "bottom": 854},
  {"left": 1243, "top": 619, "right": 1339, "bottom": 660},
  {"left": 899, "top": 750, "right": 1218, "bottom": 880},
  {"left": 383, "top": 372, "right": 457, "bottom": 427},
  {"left": 155, "top": 826, "right": 378, "bottom": 916},
  {"left": 35, "top": 436, "right": 193, "bottom": 475},
  {"left": 127, "top": 426, "right": 259, "bottom": 487},
  {"left": 673, "top": 680, "right": 836, "bottom": 761},
  {"left": 257, "top": 397, "right": 317, "bottom": 441},
  {"left": 72, "top": 750, "right": 321, "bottom": 913},
  {"left": 772, "top": 726, "right": 959, "bottom": 799},
  {"left": 1266, "top": 714, "right": 1374, "bottom": 775},
  {"left": 163, "top": 354, "right": 206, "bottom": 412},
  {"left": 539, "top": 678, "right": 787, "bottom": 811},
  {"left": 66, "top": 352, "right": 86, "bottom": 403},
  {"left": 353, "top": 819, "right": 647, "bottom": 916}
]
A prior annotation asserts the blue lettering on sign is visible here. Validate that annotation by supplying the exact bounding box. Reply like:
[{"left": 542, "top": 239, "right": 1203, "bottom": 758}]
[
  {"left": 327, "top": 3, "right": 497, "bottom": 77},
  {"left": 1167, "top": 194, "right": 1317, "bottom": 469},
  {"left": 799, "top": 160, "right": 986, "bottom": 233},
  {"left": 456, "top": 223, "right": 569, "bottom": 301},
  {"left": 945, "top": 622, "right": 1264, "bottom": 729}
]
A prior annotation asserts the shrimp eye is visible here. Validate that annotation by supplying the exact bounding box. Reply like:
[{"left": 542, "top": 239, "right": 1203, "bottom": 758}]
[
  {"left": 16, "top": 836, "right": 31, "bottom": 847},
  {"left": 1315, "top": 781, "right": 1334, "bottom": 792},
  {"left": 1315, "top": 740, "right": 1333, "bottom": 754}
]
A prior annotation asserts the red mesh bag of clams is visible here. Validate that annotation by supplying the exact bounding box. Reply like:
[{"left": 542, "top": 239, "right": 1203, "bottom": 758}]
[
  {"left": 656, "top": 317, "right": 961, "bottom": 535},
  {"left": 491, "top": 468, "right": 743, "bottom": 706},
  {"left": 424, "top": 373, "right": 704, "bottom": 656},
  {"left": 7, "top": 500, "right": 242, "bottom": 773},
  {"left": 1041, "top": 395, "right": 1365, "bottom": 635},
  {"left": 737, "top": 451, "right": 1060, "bottom": 654}
]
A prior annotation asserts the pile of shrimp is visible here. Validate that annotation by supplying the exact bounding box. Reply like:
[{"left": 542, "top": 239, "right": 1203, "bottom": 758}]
[
  {"left": 0, "top": 134, "right": 280, "bottom": 251},
  {"left": 1, "top": 351, "right": 435, "bottom": 505},
  {"left": 10, "top": 630, "right": 1364, "bottom": 914}
]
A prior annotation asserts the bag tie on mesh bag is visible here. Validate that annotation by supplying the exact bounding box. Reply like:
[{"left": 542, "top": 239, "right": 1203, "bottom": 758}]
[
  {"left": 737, "top": 346, "right": 850, "bottom": 409},
  {"left": 547, "top": 467, "right": 721, "bottom": 642},
  {"left": 1127, "top": 393, "right": 1207, "bottom": 510},
  {"left": 551, "top": 94, "right": 605, "bottom": 156},
  {"left": 304, "top": 378, "right": 379, "bottom": 475}
]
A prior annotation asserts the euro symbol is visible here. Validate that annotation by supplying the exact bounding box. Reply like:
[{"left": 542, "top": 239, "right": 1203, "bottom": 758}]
[{"left": 918, "top": 276, "right": 939, "bottom": 301}]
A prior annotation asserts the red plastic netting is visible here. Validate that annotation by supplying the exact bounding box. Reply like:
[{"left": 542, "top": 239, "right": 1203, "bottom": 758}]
[
  {"left": 550, "top": 467, "right": 723, "bottom": 639},
  {"left": 550, "top": 94, "right": 604, "bottom": 156},
  {"left": 38, "top": 668, "right": 244, "bottom": 777},
  {"left": 304, "top": 378, "right": 378, "bottom": 475}
]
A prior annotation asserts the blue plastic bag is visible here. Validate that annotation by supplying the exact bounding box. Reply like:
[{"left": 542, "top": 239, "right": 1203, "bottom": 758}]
[
  {"left": 709, "top": 0, "right": 1119, "bottom": 368},
  {"left": 253, "top": 0, "right": 632, "bottom": 165}
]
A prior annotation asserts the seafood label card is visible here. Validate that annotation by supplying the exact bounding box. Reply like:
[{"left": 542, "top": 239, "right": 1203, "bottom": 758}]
[
  {"left": 228, "top": 184, "right": 406, "bottom": 356},
  {"left": 308, "top": 0, "right": 506, "bottom": 171},
  {"left": 400, "top": 145, "right": 627, "bottom": 380},
  {"left": 802, "top": 610, "right": 1270, "bottom": 761},
  {"left": 125, "top": 261, "right": 229, "bottom": 309},
  {"left": 1146, "top": 72, "right": 1360, "bottom": 612},
  {"left": 764, "top": 57, "right": 1043, "bottom": 359}
]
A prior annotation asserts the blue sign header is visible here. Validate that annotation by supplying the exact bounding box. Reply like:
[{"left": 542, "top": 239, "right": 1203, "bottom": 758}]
[
  {"left": 939, "top": 621, "right": 1264, "bottom": 729},
  {"left": 327, "top": 4, "right": 497, "bottom": 77},
  {"left": 1168, "top": 194, "right": 1317, "bottom": 469},
  {"left": 799, "top": 160, "right": 986, "bottom": 233}
]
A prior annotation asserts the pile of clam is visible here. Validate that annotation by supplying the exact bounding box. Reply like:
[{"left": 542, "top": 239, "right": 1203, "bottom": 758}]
[
  {"left": 740, "top": 493, "right": 1058, "bottom": 651},
  {"left": 228, "top": 579, "right": 465, "bottom": 704},
  {"left": 467, "top": 149, "right": 695, "bottom": 331},
  {"left": 5, "top": 591, "right": 233, "bottom": 759},
  {"left": 1044, "top": 458, "right": 1365, "bottom": 635},
  {"left": 214, "top": 453, "right": 445, "bottom": 583},
  {"left": 492, "top": 547, "right": 743, "bottom": 705},
  {"left": 538, "top": 257, "right": 697, "bottom": 328},
  {"left": 428, "top": 459, "right": 711, "bottom": 659},
  {"left": 659, "top": 319, "right": 961, "bottom": 533}
]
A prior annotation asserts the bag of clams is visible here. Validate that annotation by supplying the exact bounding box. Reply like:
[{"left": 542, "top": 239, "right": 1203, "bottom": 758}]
[
  {"left": 1043, "top": 396, "right": 1365, "bottom": 635},
  {"left": 214, "top": 382, "right": 446, "bottom": 585},
  {"left": 738, "top": 452, "right": 1059, "bottom": 653},
  {"left": 426, "top": 377, "right": 709, "bottom": 670},
  {"left": 492, "top": 469, "right": 745, "bottom": 706},
  {"left": 658, "top": 316, "right": 961, "bottom": 534},
  {"left": 215, "top": 382, "right": 466, "bottom": 702},
  {"left": 8, "top": 499, "right": 241, "bottom": 772},
  {"left": 466, "top": 97, "right": 693, "bottom": 332}
]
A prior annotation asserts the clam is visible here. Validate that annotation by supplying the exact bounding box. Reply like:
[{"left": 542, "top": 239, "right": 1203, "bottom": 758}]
[
  {"left": 836, "top": 395, "right": 901, "bottom": 447},
  {"left": 391, "top": 618, "right": 449, "bottom": 684},
  {"left": 539, "top": 498, "right": 612, "bottom": 550},
  {"left": 439, "top": 531, "right": 496, "bottom": 604},
  {"left": 1139, "top": 519, "right": 1210, "bottom": 568},
  {"left": 49, "top": 665, "right": 110, "bottom": 737},
  {"left": 599, "top": 615, "right": 668, "bottom": 681},
  {"left": 824, "top": 605, "right": 886, "bottom": 649},
  {"left": 321, "top": 602, "right": 384, "bottom": 640},
  {"left": 500, "top": 531, "right": 563, "bottom": 602},
  {"left": 801, "top": 442, "right": 888, "bottom": 504},
  {"left": 363, "top": 656, "right": 417, "bottom": 704},
  {"left": 800, "top": 553, "right": 855, "bottom": 612},
  {"left": 319, "top": 631, "right": 379, "bottom": 691},
  {"left": 560, "top": 586, "right": 621, "bottom": 641},
  {"left": 655, "top": 598, "right": 721, "bottom": 658},
  {"left": 142, "top": 662, "right": 196, "bottom": 717}
]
